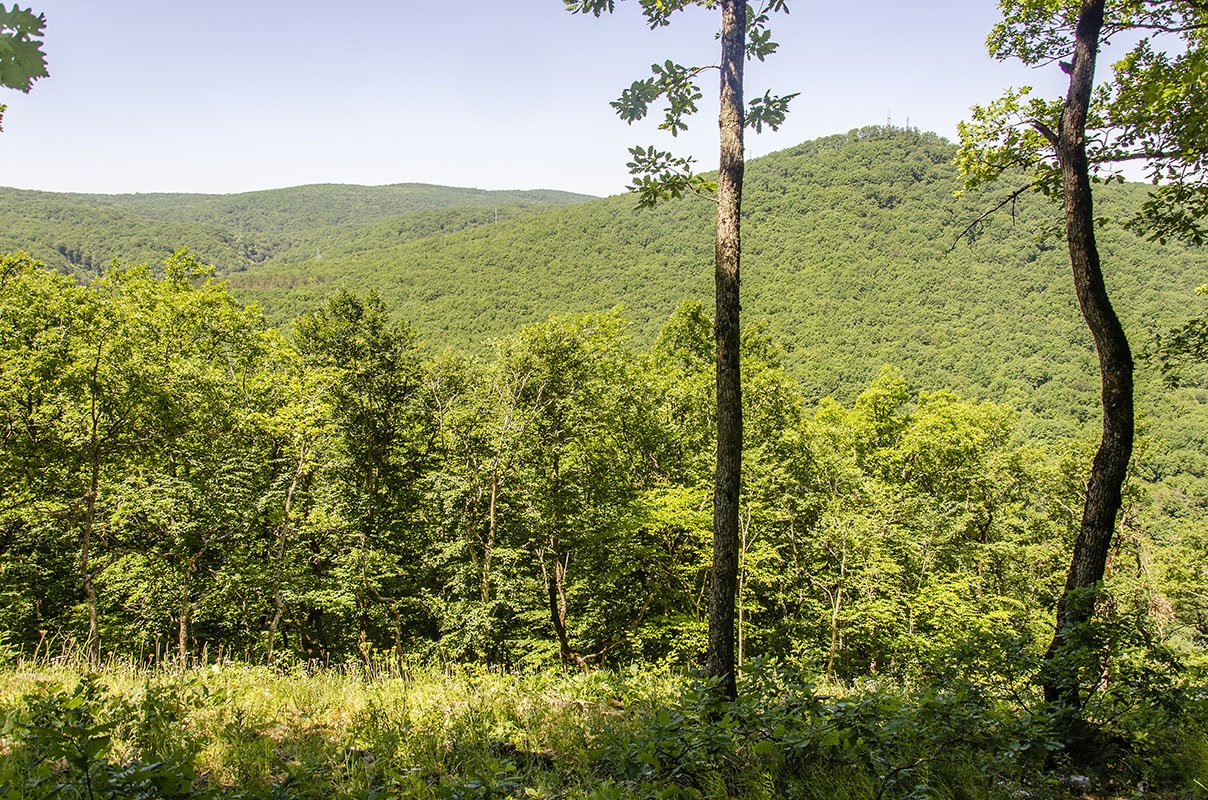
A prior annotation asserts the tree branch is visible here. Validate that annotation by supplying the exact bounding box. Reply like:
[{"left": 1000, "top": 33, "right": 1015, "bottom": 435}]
[
  {"left": 949, "top": 182, "right": 1039, "bottom": 252},
  {"left": 1032, "top": 119, "right": 1059, "bottom": 148}
]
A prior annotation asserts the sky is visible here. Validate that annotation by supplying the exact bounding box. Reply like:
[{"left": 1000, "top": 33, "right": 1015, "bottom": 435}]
[{"left": 0, "top": 1, "right": 1073, "bottom": 197}]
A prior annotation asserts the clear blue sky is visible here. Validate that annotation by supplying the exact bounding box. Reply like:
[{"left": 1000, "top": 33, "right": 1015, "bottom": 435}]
[{"left": 0, "top": 1, "right": 1070, "bottom": 197}]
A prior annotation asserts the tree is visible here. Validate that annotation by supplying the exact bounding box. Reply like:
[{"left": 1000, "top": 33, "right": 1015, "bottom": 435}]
[
  {"left": 96, "top": 252, "right": 274, "bottom": 662},
  {"left": 565, "top": 0, "right": 794, "bottom": 700},
  {"left": 1151, "top": 283, "right": 1208, "bottom": 385},
  {"left": 0, "top": 253, "right": 86, "bottom": 649},
  {"left": 293, "top": 290, "right": 433, "bottom": 665},
  {"left": 0, "top": 250, "right": 281, "bottom": 660},
  {"left": 957, "top": 0, "right": 1208, "bottom": 750},
  {"left": 503, "top": 312, "right": 653, "bottom": 669},
  {"left": 426, "top": 348, "right": 540, "bottom": 663},
  {"left": 0, "top": 4, "right": 49, "bottom": 131}
]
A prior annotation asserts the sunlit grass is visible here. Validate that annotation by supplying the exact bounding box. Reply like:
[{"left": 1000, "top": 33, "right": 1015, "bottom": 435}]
[
  {"left": 0, "top": 656, "right": 682, "bottom": 797},
  {"left": 1, "top": 656, "right": 1204, "bottom": 799}
]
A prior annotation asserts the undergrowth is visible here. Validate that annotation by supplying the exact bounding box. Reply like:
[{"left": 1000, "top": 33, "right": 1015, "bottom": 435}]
[{"left": 0, "top": 657, "right": 1203, "bottom": 799}]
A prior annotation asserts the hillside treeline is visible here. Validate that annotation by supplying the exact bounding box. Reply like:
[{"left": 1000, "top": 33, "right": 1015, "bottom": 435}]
[
  {"left": 6, "top": 131, "right": 1206, "bottom": 469},
  {"left": 2, "top": 250, "right": 1202, "bottom": 676},
  {"left": 0, "top": 184, "right": 593, "bottom": 280}
]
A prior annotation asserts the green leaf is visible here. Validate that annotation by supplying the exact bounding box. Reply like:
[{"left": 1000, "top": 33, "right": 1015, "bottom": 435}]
[
  {"left": 746, "top": 90, "right": 798, "bottom": 133},
  {"left": 0, "top": 4, "right": 48, "bottom": 93}
]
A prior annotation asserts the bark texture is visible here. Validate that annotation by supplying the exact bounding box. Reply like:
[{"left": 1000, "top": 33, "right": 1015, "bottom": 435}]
[
  {"left": 1041, "top": 0, "right": 1136, "bottom": 724},
  {"left": 706, "top": 0, "right": 745, "bottom": 701}
]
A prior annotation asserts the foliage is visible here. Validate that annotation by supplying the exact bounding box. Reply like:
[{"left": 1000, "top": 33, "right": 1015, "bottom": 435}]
[
  {"left": 957, "top": 0, "right": 1208, "bottom": 243},
  {"left": 0, "top": 662, "right": 1203, "bottom": 799},
  {"left": 0, "top": 243, "right": 1205, "bottom": 688},
  {"left": 0, "top": 3, "right": 48, "bottom": 131},
  {"left": 565, "top": 0, "right": 796, "bottom": 206},
  {"left": 1, "top": 675, "right": 197, "bottom": 799},
  {"left": 1150, "top": 282, "right": 1208, "bottom": 386}
]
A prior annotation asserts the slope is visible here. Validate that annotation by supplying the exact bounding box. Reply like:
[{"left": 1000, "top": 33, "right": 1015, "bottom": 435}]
[
  {"left": 226, "top": 128, "right": 1207, "bottom": 495},
  {"left": 0, "top": 183, "right": 595, "bottom": 276}
]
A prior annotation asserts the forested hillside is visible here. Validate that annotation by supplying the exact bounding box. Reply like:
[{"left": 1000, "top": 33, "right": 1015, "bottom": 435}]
[
  {"left": 228, "top": 128, "right": 1204, "bottom": 402},
  {"left": 0, "top": 183, "right": 593, "bottom": 276},
  {"left": 224, "top": 129, "right": 1208, "bottom": 485},
  {"left": 2, "top": 126, "right": 1206, "bottom": 797},
  {"left": 0, "top": 188, "right": 275, "bottom": 275}
]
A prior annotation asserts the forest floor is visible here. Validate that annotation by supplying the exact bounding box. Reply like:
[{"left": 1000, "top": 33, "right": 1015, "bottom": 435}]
[{"left": 0, "top": 660, "right": 1204, "bottom": 799}]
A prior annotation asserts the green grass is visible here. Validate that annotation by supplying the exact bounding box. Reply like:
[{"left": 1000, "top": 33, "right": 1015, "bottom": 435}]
[{"left": 1, "top": 659, "right": 1204, "bottom": 799}]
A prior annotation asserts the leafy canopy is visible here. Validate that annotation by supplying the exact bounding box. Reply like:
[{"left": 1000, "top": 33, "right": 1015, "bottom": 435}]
[
  {"left": 565, "top": 0, "right": 797, "bottom": 207},
  {"left": 0, "top": 4, "right": 47, "bottom": 92},
  {"left": 957, "top": 0, "right": 1208, "bottom": 243}
]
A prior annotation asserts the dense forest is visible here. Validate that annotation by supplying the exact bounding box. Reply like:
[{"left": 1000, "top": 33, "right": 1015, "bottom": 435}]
[
  {"left": 3, "top": 0, "right": 1208, "bottom": 790},
  {"left": 1, "top": 128, "right": 1206, "bottom": 797},
  {"left": 1, "top": 127, "right": 1204, "bottom": 669}
]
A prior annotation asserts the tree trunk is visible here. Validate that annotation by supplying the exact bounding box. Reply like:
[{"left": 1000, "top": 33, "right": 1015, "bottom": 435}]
[
  {"left": 80, "top": 481, "right": 99, "bottom": 662},
  {"left": 543, "top": 550, "right": 569, "bottom": 663},
  {"left": 80, "top": 350, "right": 104, "bottom": 663},
  {"left": 177, "top": 591, "right": 190, "bottom": 664},
  {"left": 737, "top": 507, "right": 750, "bottom": 666},
  {"left": 267, "top": 443, "right": 306, "bottom": 664},
  {"left": 483, "top": 474, "right": 498, "bottom": 603},
  {"left": 543, "top": 453, "right": 586, "bottom": 670},
  {"left": 706, "top": 0, "right": 746, "bottom": 702},
  {"left": 178, "top": 556, "right": 197, "bottom": 664},
  {"left": 1041, "top": 0, "right": 1136, "bottom": 735},
  {"left": 826, "top": 549, "right": 847, "bottom": 682}
]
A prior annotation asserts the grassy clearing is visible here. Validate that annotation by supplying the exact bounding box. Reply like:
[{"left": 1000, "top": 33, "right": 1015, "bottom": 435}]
[{"left": 0, "top": 659, "right": 1204, "bottom": 799}]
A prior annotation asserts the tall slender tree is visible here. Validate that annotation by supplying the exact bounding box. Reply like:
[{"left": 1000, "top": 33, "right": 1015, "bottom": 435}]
[
  {"left": 958, "top": 0, "right": 1208, "bottom": 750},
  {"left": 708, "top": 0, "right": 746, "bottom": 701},
  {"left": 564, "top": 0, "right": 794, "bottom": 698}
]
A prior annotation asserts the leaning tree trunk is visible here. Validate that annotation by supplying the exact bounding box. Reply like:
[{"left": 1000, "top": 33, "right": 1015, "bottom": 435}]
[
  {"left": 706, "top": 0, "right": 746, "bottom": 702},
  {"left": 1042, "top": 0, "right": 1135, "bottom": 736}
]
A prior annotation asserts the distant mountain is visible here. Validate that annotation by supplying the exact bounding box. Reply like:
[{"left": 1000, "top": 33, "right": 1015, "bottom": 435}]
[
  {"left": 0, "top": 183, "right": 594, "bottom": 276},
  {"left": 222, "top": 129, "right": 1208, "bottom": 499},
  {"left": 59, "top": 183, "right": 596, "bottom": 235},
  {"left": 2, "top": 128, "right": 1204, "bottom": 491}
]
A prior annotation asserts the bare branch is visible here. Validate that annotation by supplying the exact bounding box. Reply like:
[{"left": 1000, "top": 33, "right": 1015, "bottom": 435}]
[{"left": 949, "top": 182, "right": 1039, "bottom": 252}]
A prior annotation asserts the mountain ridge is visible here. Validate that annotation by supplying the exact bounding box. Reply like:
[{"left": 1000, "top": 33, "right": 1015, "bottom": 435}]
[
  {"left": 3, "top": 128, "right": 1204, "bottom": 464},
  {"left": 0, "top": 181, "right": 595, "bottom": 275}
]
